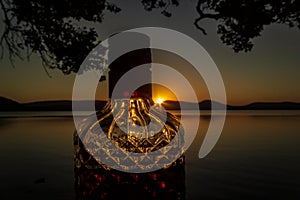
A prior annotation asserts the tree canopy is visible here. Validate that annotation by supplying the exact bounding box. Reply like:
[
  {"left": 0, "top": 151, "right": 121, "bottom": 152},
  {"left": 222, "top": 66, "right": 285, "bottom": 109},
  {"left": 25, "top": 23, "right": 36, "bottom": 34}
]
[{"left": 0, "top": 0, "right": 299, "bottom": 74}]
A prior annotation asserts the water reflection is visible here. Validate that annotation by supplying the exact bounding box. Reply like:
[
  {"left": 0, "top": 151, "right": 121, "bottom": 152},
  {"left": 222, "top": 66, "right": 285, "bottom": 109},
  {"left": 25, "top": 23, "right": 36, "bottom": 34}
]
[
  {"left": 1, "top": 112, "right": 299, "bottom": 198},
  {"left": 74, "top": 132, "right": 186, "bottom": 200}
]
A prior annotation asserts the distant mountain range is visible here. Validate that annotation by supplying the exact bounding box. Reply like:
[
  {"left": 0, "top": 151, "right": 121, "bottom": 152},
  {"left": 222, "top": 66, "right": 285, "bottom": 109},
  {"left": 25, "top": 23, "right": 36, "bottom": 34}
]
[
  {"left": 1, "top": 96, "right": 300, "bottom": 111},
  {"left": 162, "top": 100, "right": 300, "bottom": 110},
  {"left": 0, "top": 97, "right": 107, "bottom": 111}
]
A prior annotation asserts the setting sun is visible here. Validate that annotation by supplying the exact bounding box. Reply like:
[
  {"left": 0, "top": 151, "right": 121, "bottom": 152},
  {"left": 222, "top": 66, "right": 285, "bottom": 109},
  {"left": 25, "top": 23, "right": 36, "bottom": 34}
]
[{"left": 156, "top": 98, "right": 164, "bottom": 104}]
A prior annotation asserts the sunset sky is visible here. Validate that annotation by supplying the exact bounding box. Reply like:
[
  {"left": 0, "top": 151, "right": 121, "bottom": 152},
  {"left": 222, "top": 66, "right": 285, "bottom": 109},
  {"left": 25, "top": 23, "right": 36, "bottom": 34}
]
[{"left": 0, "top": 0, "right": 299, "bottom": 105}]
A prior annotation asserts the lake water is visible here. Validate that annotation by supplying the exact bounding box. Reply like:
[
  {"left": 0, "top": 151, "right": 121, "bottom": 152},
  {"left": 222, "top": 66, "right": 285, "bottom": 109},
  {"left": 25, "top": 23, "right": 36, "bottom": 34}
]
[{"left": 0, "top": 111, "right": 299, "bottom": 199}]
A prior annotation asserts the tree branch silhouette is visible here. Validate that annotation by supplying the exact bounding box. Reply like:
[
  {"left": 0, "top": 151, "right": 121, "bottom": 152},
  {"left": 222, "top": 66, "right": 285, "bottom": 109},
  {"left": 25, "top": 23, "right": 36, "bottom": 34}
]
[
  {"left": 0, "top": 0, "right": 120, "bottom": 74},
  {"left": 0, "top": 0, "right": 299, "bottom": 74},
  {"left": 193, "top": 0, "right": 300, "bottom": 52}
]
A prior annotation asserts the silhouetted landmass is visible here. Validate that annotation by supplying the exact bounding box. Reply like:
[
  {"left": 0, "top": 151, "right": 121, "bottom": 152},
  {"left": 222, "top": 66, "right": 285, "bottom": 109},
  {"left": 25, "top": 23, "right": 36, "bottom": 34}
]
[
  {"left": 1, "top": 96, "right": 300, "bottom": 111},
  {"left": 0, "top": 97, "right": 107, "bottom": 111},
  {"left": 23, "top": 100, "right": 105, "bottom": 111},
  {"left": 0, "top": 96, "right": 22, "bottom": 111},
  {"left": 162, "top": 100, "right": 300, "bottom": 110},
  {"left": 232, "top": 102, "right": 300, "bottom": 110},
  {"left": 23, "top": 100, "right": 74, "bottom": 111},
  {"left": 162, "top": 100, "right": 228, "bottom": 110}
]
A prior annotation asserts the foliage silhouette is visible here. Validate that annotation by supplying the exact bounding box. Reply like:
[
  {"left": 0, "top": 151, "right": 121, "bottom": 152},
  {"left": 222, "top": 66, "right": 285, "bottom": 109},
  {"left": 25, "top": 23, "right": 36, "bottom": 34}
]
[{"left": 0, "top": 0, "right": 299, "bottom": 74}]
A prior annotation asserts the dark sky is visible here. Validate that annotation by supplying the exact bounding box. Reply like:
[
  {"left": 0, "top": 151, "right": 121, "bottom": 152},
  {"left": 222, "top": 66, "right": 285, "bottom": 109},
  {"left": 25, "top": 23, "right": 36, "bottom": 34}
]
[{"left": 0, "top": 0, "right": 299, "bottom": 105}]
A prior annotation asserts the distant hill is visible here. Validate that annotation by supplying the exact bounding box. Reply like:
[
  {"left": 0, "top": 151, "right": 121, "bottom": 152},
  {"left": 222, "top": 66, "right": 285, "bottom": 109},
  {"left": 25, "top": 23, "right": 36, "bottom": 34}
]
[
  {"left": 162, "top": 100, "right": 226, "bottom": 110},
  {"left": 23, "top": 100, "right": 107, "bottom": 111},
  {"left": 236, "top": 102, "right": 300, "bottom": 110},
  {"left": 162, "top": 100, "right": 300, "bottom": 110},
  {"left": 0, "top": 97, "right": 107, "bottom": 111},
  {"left": 23, "top": 100, "right": 73, "bottom": 111},
  {"left": 0, "top": 97, "right": 22, "bottom": 111},
  {"left": 1, "top": 96, "right": 300, "bottom": 111}
]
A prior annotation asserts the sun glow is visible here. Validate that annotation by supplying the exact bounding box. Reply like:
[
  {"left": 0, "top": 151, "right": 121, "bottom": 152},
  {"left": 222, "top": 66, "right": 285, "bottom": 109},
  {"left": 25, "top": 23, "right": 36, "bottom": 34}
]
[{"left": 156, "top": 98, "right": 164, "bottom": 104}]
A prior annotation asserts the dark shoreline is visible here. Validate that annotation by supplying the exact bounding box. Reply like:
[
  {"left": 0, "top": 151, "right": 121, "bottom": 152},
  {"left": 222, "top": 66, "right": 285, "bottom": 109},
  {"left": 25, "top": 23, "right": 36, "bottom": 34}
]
[{"left": 1, "top": 96, "right": 300, "bottom": 111}]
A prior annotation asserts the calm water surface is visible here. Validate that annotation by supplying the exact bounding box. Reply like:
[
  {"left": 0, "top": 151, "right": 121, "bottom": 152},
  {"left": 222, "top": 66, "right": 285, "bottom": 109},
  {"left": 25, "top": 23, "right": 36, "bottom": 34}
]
[{"left": 0, "top": 111, "right": 299, "bottom": 199}]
